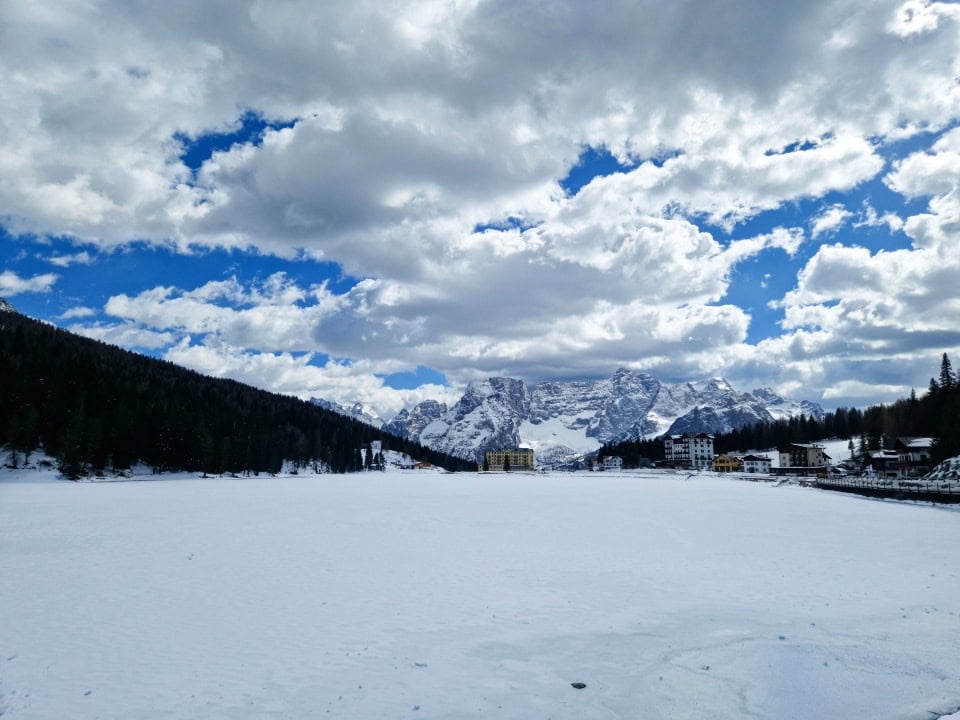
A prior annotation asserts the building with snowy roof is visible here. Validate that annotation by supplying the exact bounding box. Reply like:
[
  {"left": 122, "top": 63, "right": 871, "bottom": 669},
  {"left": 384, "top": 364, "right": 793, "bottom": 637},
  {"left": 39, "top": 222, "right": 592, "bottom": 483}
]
[
  {"left": 778, "top": 443, "right": 830, "bottom": 469},
  {"left": 741, "top": 454, "right": 772, "bottom": 474},
  {"left": 601, "top": 455, "right": 623, "bottom": 471},
  {"left": 895, "top": 437, "right": 934, "bottom": 478},
  {"left": 867, "top": 449, "right": 900, "bottom": 479},
  {"left": 712, "top": 454, "right": 742, "bottom": 473}
]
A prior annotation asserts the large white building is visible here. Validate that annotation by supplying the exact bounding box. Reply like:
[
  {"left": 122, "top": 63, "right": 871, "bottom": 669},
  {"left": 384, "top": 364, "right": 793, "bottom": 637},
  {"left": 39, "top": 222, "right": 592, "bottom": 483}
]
[
  {"left": 664, "top": 433, "right": 715, "bottom": 469},
  {"left": 778, "top": 443, "right": 830, "bottom": 468},
  {"left": 484, "top": 447, "right": 535, "bottom": 472}
]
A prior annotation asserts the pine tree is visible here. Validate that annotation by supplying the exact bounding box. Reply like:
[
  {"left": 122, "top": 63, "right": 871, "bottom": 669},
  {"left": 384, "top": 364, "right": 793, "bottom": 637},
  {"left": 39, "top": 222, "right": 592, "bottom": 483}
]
[
  {"left": 857, "top": 433, "right": 869, "bottom": 469},
  {"left": 939, "top": 353, "right": 955, "bottom": 391}
]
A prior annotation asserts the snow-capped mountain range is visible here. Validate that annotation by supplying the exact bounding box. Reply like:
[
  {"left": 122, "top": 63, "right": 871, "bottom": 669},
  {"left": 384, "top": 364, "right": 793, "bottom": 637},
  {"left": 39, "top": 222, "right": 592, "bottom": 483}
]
[{"left": 315, "top": 369, "right": 823, "bottom": 467}]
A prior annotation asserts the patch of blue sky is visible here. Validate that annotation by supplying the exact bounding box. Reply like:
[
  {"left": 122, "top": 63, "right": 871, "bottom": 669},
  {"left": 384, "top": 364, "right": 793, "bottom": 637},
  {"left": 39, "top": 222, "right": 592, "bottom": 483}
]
[
  {"left": 559, "top": 146, "right": 637, "bottom": 196},
  {"left": 0, "top": 229, "right": 357, "bottom": 325},
  {"left": 705, "top": 186, "right": 916, "bottom": 249},
  {"left": 715, "top": 216, "right": 899, "bottom": 343},
  {"left": 695, "top": 132, "right": 942, "bottom": 345},
  {"left": 559, "top": 145, "right": 683, "bottom": 197},
  {"left": 763, "top": 132, "right": 835, "bottom": 157},
  {"left": 380, "top": 365, "right": 448, "bottom": 390},
  {"left": 176, "top": 110, "right": 297, "bottom": 174},
  {"left": 709, "top": 126, "right": 949, "bottom": 247},
  {"left": 472, "top": 216, "right": 540, "bottom": 234},
  {"left": 302, "top": 351, "right": 333, "bottom": 368},
  {"left": 721, "top": 260, "right": 796, "bottom": 345},
  {"left": 878, "top": 117, "right": 960, "bottom": 159}
]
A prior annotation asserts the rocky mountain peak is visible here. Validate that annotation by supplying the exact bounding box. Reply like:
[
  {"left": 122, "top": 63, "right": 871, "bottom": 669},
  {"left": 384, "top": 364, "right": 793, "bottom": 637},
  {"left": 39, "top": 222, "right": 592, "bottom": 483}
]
[
  {"left": 751, "top": 387, "right": 786, "bottom": 404},
  {"left": 704, "top": 377, "right": 734, "bottom": 393},
  {"left": 348, "top": 402, "right": 384, "bottom": 428},
  {"left": 457, "top": 377, "right": 530, "bottom": 417},
  {"left": 310, "top": 397, "right": 384, "bottom": 429},
  {"left": 369, "top": 370, "right": 822, "bottom": 467},
  {"left": 383, "top": 399, "right": 447, "bottom": 439}
]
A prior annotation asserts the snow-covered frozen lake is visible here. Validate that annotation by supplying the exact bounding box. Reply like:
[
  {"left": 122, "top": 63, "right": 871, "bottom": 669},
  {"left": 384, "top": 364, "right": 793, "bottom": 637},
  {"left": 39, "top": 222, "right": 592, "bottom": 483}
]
[{"left": 2, "top": 469, "right": 959, "bottom": 719}]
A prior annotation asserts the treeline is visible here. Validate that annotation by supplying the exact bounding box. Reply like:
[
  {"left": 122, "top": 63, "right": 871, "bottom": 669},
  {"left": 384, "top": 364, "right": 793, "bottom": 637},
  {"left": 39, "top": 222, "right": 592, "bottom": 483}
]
[
  {"left": 0, "top": 309, "right": 474, "bottom": 476},
  {"left": 600, "top": 354, "right": 960, "bottom": 468}
]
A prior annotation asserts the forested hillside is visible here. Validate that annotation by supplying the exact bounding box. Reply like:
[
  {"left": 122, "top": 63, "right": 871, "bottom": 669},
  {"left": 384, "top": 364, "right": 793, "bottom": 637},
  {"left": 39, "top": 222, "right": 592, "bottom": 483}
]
[
  {"left": 0, "top": 306, "right": 474, "bottom": 476},
  {"left": 600, "top": 354, "right": 960, "bottom": 468}
]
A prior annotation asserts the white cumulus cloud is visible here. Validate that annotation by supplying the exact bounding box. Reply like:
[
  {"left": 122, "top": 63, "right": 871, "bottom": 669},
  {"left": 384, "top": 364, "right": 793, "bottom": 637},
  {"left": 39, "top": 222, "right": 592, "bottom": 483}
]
[
  {"left": 3, "top": 0, "right": 960, "bottom": 410},
  {"left": 0, "top": 270, "right": 58, "bottom": 296},
  {"left": 811, "top": 204, "right": 854, "bottom": 238}
]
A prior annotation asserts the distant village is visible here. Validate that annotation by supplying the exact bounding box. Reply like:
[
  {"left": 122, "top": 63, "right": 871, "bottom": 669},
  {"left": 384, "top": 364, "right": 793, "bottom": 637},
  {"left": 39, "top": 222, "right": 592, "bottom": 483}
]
[
  {"left": 653, "top": 432, "right": 934, "bottom": 480},
  {"left": 480, "top": 433, "right": 935, "bottom": 480}
]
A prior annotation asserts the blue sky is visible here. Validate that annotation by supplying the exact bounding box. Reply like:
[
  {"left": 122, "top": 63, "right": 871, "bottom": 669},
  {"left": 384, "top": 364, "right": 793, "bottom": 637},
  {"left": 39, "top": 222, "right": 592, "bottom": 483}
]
[{"left": 2, "top": 1, "right": 960, "bottom": 418}]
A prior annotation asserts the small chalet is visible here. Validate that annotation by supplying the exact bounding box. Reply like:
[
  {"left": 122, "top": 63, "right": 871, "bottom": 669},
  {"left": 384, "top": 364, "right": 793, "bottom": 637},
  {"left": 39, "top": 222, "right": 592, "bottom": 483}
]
[
  {"left": 867, "top": 449, "right": 900, "bottom": 479},
  {"left": 602, "top": 455, "right": 623, "bottom": 471},
  {"left": 741, "top": 454, "right": 772, "bottom": 474},
  {"left": 895, "top": 437, "right": 934, "bottom": 478},
  {"left": 712, "top": 454, "right": 742, "bottom": 473}
]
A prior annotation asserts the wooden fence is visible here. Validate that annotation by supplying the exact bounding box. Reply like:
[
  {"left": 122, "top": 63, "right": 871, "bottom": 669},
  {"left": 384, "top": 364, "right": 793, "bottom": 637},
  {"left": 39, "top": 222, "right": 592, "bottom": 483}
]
[{"left": 814, "top": 476, "right": 960, "bottom": 504}]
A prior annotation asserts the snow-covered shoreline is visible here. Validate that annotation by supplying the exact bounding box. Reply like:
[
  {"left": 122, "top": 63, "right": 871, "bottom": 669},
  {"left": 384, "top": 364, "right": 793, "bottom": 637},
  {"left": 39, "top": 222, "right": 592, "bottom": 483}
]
[{"left": 2, "top": 470, "right": 959, "bottom": 719}]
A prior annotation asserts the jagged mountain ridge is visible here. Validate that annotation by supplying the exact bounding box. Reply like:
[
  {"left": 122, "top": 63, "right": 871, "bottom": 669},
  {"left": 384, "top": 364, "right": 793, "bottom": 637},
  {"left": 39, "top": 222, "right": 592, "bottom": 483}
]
[
  {"left": 383, "top": 399, "right": 447, "bottom": 439},
  {"left": 750, "top": 387, "right": 825, "bottom": 422},
  {"left": 376, "top": 370, "right": 823, "bottom": 465},
  {"left": 310, "top": 398, "right": 386, "bottom": 429}
]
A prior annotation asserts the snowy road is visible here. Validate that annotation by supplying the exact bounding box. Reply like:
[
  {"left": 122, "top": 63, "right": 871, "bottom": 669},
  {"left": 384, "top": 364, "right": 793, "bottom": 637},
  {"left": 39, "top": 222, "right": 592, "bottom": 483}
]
[{"left": 2, "top": 470, "right": 959, "bottom": 719}]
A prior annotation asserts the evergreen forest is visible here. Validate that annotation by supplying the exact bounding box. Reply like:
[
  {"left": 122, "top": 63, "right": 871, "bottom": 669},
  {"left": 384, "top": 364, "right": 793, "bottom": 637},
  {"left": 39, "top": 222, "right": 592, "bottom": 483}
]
[{"left": 0, "top": 307, "right": 475, "bottom": 477}]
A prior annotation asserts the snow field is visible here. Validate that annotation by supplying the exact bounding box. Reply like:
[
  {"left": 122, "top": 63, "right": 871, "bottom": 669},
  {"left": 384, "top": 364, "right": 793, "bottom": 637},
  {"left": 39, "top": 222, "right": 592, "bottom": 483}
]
[{"left": 1, "top": 470, "right": 959, "bottom": 719}]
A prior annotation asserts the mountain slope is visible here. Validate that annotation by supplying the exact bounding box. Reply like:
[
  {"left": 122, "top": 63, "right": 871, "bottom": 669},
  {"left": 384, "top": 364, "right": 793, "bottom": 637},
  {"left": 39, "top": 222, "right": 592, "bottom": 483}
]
[{"left": 0, "top": 308, "right": 472, "bottom": 475}]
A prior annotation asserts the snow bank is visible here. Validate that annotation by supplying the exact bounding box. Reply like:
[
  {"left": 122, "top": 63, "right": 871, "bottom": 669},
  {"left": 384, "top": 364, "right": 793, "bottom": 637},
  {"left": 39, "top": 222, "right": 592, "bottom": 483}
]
[
  {"left": 0, "top": 452, "right": 62, "bottom": 483},
  {"left": 818, "top": 437, "right": 855, "bottom": 463},
  {"left": 925, "top": 456, "right": 960, "bottom": 485},
  {"left": 1, "top": 471, "right": 958, "bottom": 719}
]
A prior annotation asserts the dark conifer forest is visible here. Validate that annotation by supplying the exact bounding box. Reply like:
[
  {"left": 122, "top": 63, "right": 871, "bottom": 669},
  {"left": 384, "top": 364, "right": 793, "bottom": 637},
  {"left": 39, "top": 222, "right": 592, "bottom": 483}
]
[
  {"left": 600, "top": 353, "right": 960, "bottom": 469},
  {"left": 0, "top": 307, "right": 474, "bottom": 476}
]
